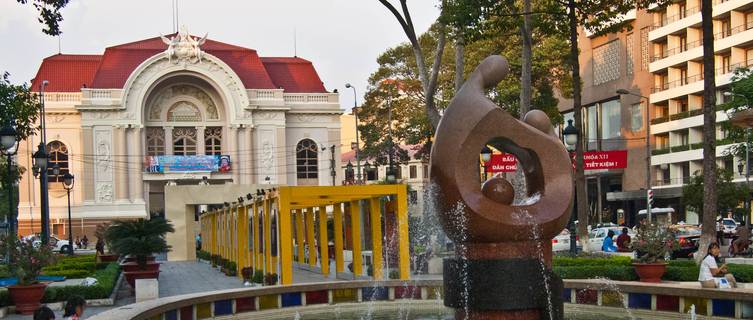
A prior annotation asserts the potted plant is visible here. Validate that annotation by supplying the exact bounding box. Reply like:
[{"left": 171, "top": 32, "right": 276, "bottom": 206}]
[
  {"left": 1, "top": 236, "right": 56, "bottom": 314},
  {"left": 630, "top": 223, "right": 678, "bottom": 282},
  {"left": 94, "top": 223, "right": 118, "bottom": 263},
  {"left": 252, "top": 270, "right": 264, "bottom": 284},
  {"left": 107, "top": 218, "right": 175, "bottom": 288},
  {"left": 264, "top": 273, "right": 278, "bottom": 285},
  {"left": 241, "top": 267, "right": 253, "bottom": 282}
]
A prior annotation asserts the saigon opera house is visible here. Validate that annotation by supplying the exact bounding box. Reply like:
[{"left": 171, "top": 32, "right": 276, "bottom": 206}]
[{"left": 17, "top": 27, "right": 343, "bottom": 239}]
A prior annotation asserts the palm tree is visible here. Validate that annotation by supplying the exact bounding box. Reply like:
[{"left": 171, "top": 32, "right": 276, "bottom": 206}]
[{"left": 106, "top": 218, "right": 174, "bottom": 269}]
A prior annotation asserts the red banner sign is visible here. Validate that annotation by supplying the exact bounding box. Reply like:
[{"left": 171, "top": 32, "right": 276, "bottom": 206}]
[
  {"left": 485, "top": 150, "right": 628, "bottom": 173},
  {"left": 485, "top": 154, "right": 518, "bottom": 173},
  {"left": 571, "top": 150, "right": 628, "bottom": 170}
]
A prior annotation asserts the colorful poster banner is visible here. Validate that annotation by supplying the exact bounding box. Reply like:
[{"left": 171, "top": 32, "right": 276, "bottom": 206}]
[{"left": 145, "top": 155, "right": 232, "bottom": 173}]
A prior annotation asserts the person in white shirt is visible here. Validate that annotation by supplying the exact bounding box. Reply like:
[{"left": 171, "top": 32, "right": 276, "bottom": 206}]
[{"left": 699, "top": 242, "right": 737, "bottom": 288}]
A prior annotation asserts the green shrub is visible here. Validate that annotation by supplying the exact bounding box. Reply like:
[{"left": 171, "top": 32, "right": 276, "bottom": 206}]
[
  {"left": 0, "top": 265, "right": 12, "bottom": 278},
  {"left": 389, "top": 270, "right": 400, "bottom": 280},
  {"left": 663, "top": 266, "right": 699, "bottom": 281},
  {"left": 553, "top": 256, "right": 632, "bottom": 267},
  {"left": 264, "top": 273, "right": 278, "bottom": 285},
  {"left": 728, "top": 264, "right": 753, "bottom": 282},
  {"left": 252, "top": 270, "right": 264, "bottom": 283},
  {"left": 197, "top": 250, "right": 211, "bottom": 261},
  {"left": 553, "top": 266, "right": 638, "bottom": 281},
  {"left": 0, "top": 289, "right": 9, "bottom": 307},
  {"left": 42, "top": 269, "right": 91, "bottom": 279},
  {"left": 42, "top": 263, "right": 120, "bottom": 303}
]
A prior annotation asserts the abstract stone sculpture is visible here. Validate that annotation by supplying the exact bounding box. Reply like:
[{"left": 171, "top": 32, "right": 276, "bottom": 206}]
[{"left": 430, "top": 55, "right": 574, "bottom": 320}]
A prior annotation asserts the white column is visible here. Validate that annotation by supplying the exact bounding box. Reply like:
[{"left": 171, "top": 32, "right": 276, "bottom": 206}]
[
  {"left": 197, "top": 126, "right": 206, "bottom": 156},
  {"left": 228, "top": 126, "right": 239, "bottom": 182},
  {"left": 114, "top": 126, "right": 129, "bottom": 203},
  {"left": 245, "top": 128, "right": 254, "bottom": 184},
  {"left": 127, "top": 126, "right": 145, "bottom": 203},
  {"left": 164, "top": 126, "right": 174, "bottom": 155}
]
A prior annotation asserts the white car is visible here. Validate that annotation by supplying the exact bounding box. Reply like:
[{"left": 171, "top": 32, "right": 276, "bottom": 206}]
[
  {"left": 721, "top": 218, "right": 739, "bottom": 237},
  {"left": 32, "top": 236, "right": 75, "bottom": 254},
  {"left": 552, "top": 229, "right": 579, "bottom": 251},
  {"left": 587, "top": 227, "right": 634, "bottom": 252}
]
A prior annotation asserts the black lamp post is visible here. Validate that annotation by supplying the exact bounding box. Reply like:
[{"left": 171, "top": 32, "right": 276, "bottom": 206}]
[
  {"left": 345, "top": 83, "right": 362, "bottom": 183},
  {"left": 480, "top": 145, "right": 492, "bottom": 181},
  {"left": 32, "top": 142, "right": 50, "bottom": 244},
  {"left": 62, "top": 172, "right": 74, "bottom": 255},
  {"left": 0, "top": 124, "right": 18, "bottom": 236},
  {"left": 345, "top": 161, "right": 354, "bottom": 184},
  {"left": 563, "top": 119, "right": 579, "bottom": 255}
]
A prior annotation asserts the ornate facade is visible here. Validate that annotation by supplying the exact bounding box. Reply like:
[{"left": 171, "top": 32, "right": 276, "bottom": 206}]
[{"left": 18, "top": 28, "right": 342, "bottom": 238}]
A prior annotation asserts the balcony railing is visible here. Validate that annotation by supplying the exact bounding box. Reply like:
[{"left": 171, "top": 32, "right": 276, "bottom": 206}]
[
  {"left": 43, "top": 92, "right": 82, "bottom": 103},
  {"left": 654, "top": 177, "right": 691, "bottom": 186},
  {"left": 652, "top": 6, "right": 700, "bottom": 29}
]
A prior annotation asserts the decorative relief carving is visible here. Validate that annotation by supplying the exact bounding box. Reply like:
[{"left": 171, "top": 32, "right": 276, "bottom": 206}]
[
  {"left": 147, "top": 84, "right": 219, "bottom": 121},
  {"left": 82, "top": 111, "right": 135, "bottom": 121},
  {"left": 261, "top": 139, "right": 274, "bottom": 172},
  {"left": 95, "top": 133, "right": 112, "bottom": 177},
  {"left": 160, "top": 25, "right": 207, "bottom": 64},
  {"left": 294, "top": 114, "right": 315, "bottom": 123},
  {"left": 49, "top": 115, "right": 65, "bottom": 123},
  {"left": 96, "top": 184, "right": 113, "bottom": 203},
  {"left": 254, "top": 111, "right": 283, "bottom": 120}
]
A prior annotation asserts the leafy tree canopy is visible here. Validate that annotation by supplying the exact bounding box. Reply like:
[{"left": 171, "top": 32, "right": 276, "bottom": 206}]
[
  {"left": 16, "top": 0, "right": 69, "bottom": 36},
  {"left": 721, "top": 67, "right": 753, "bottom": 159},
  {"left": 682, "top": 166, "right": 749, "bottom": 214}
]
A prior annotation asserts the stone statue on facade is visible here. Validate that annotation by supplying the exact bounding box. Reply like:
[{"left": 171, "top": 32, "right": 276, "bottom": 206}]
[{"left": 160, "top": 25, "right": 208, "bottom": 64}]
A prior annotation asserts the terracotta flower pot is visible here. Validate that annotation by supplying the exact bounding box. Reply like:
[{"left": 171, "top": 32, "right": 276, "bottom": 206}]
[
  {"left": 123, "top": 270, "right": 160, "bottom": 288},
  {"left": 633, "top": 262, "right": 667, "bottom": 283},
  {"left": 8, "top": 283, "right": 47, "bottom": 315},
  {"left": 120, "top": 261, "right": 160, "bottom": 272},
  {"left": 97, "top": 254, "right": 119, "bottom": 263}
]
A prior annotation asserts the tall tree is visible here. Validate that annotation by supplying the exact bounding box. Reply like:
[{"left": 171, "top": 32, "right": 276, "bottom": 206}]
[
  {"left": 700, "top": 0, "right": 718, "bottom": 253},
  {"left": 378, "top": 0, "right": 448, "bottom": 130},
  {"left": 519, "top": 0, "right": 533, "bottom": 116},
  {"left": 683, "top": 168, "right": 749, "bottom": 218},
  {"left": 15, "top": 0, "right": 69, "bottom": 36},
  {"left": 0, "top": 72, "right": 41, "bottom": 219}
]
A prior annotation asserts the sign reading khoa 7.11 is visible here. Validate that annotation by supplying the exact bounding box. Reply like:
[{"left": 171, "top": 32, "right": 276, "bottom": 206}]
[
  {"left": 485, "top": 150, "right": 628, "bottom": 173},
  {"left": 145, "top": 155, "right": 232, "bottom": 173}
]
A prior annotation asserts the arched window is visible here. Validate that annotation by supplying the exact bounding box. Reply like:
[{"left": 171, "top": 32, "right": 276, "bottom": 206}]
[
  {"left": 296, "top": 139, "right": 318, "bottom": 185},
  {"left": 47, "top": 141, "right": 68, "bottom": 182},
  {"left": 204, "top": 127, "right": 222, "bottom": 155},
  {"left": 146, "top": 127, "right": 165, "bottom": 156},
  {"left": 173, "top": 127, "right": 197, "bottom": 156}
]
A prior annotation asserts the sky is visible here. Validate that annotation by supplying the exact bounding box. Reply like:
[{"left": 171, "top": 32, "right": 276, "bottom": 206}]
[{"left": 0, "top": 0, "right": 440, "bottom": 110}]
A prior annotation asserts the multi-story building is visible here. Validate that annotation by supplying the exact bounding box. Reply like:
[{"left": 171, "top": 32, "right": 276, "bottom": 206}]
[
  {"left": 648, "top": 0, "right": 753, "bottom": 223},
  {"left": 557, "top": 9, "right": 656, "bottom": 226},
  {"left": 18, "top": 27, "right": 343, "bottom": 239}
]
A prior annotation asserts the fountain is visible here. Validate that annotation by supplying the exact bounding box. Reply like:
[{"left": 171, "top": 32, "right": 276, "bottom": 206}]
[{"left": 429, "top": 55, "right": 574, "bottom": 320}]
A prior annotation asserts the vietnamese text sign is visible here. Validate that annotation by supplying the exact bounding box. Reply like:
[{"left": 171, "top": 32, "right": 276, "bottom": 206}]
[
  {"left": 570, "top": 150, "right": 628, "bottom": 170},
  {"left": 485, "top": 154, "right": 518, "bottom": 173},
  {"left": 485, "top": 150, "right": 627, "bottom": 173}
]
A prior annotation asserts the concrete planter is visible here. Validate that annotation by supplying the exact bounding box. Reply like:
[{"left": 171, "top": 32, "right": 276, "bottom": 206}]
[
  {"left": 121, "top": 261, "right": 160, "bottom": 272},
  {"left": 124, "top": 270, "right": 160, "bottom": 288}
]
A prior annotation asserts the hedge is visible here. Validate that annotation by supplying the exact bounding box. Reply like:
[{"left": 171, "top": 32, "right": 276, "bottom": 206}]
[
  {"left": 42, "top": 262, "right": 120, "bottom": 303},
  {"left": 552, "top": 257, "right": 753, "bottom": 283}
]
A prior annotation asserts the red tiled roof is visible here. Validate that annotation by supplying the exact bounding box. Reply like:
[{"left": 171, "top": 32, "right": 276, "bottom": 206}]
[
  {"left": 261, "top": 57, "right": 327, "bottom": 93},
  {"left": 31, "top": 54, "right": 102, "bottom": 92},
  {"left": 31, "top": 35, "right": 328, "bottom": 93},
  {"left": 90, "top": 36, "right": 276, "bottom": 89}
]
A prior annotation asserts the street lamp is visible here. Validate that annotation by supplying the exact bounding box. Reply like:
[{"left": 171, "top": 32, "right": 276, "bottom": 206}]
[
  {"left": 345, "top": 161, "right": 354, "bottom": 183},
  {"left": 563, "top": 119, "right": 579, "bottom": 255},
  {"left": 725, "top": 91, "right": 752, "bottom": 228},
  {"left": 36, "top": 79, "right": 51, "bottom": 244},
  {"left": 345, "top": 83, "right": 362, "bottom": 183},
  {"left": 51, "top": 163, "right": 60, "bottom": 177},
  {"left": 62, "top": 172, "right": 74, "bottom": 255},
  {"left": 363, "top": 161, "right": 372, "bottom": 182},
  {"left": 480, "top": 145, "right": 492, "bottom": 180},
  {"left": 0, "top": 124, "right": 18, "bottom": 236},
  {"left": 617, "top": 89, "right": 653, "bottom": 223}
]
